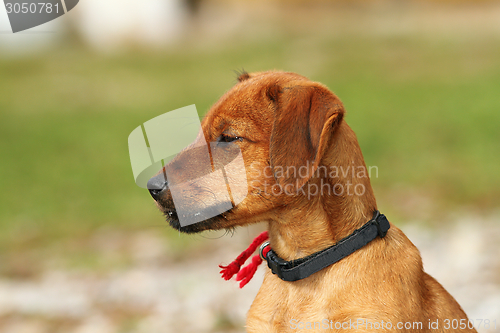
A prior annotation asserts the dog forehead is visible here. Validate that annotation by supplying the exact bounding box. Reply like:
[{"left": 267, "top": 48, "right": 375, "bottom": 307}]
[
  {"left": 215, "top": 71, "right": 309, "bottom": 110},
  {"left": 207, "top": 79, "right": 269, "bottom": 117}
]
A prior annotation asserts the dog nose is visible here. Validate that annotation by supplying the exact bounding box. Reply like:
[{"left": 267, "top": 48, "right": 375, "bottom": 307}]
[{"left": 147, "top": 173, "right": 168, "bottom": 201}]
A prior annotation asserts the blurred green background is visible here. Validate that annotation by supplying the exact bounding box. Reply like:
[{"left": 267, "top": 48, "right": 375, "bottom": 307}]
[
  {"left": 0, "top": 1, "right": 499, "bottom": 331},
  {"left": 2, "top": 3, "right": 500, "bottom": 252}
]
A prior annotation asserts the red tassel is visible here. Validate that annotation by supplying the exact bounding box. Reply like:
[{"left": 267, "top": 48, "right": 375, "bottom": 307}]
[
  {"left": 219, "top": 231, "right": 269, "bottom": 284},
  {"left": 219, "top": 261, "right": 241, "bottom": 280},
  {"left": 236, "top": 254, "right": 262, "bottom": 288}
]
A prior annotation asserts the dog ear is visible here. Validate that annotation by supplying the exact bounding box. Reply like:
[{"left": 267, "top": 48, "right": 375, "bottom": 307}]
[{"left": 269, "top": 82, "right": 345, "bottom": 190}]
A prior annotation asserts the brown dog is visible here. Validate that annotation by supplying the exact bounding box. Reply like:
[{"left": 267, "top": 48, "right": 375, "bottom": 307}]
[{"left": 147, "top": 71, "right": 475, "bottom": 332}]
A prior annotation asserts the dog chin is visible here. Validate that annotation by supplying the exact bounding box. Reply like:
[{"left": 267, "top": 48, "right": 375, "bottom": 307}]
[{"left": 163, "top": 210, "right": 228, "bottom": 234}]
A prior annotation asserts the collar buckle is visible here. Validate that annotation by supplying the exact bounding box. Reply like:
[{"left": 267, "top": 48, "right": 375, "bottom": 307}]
[{"left": 265, "top": 249, "right": 289, "bottom": 280}]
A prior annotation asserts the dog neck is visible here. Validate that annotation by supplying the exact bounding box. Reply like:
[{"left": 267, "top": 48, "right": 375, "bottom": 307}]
[{"left": 268, "top": 121, "right": 377, "bottom": 261}]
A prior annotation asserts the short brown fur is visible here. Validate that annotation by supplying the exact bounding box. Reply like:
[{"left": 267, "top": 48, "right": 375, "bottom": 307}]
[{"left": 152, "top": 71, "right": 475, "bottom": 332}]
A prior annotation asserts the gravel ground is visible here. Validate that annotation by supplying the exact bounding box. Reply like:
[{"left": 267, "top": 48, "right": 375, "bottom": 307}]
[{"left": 0, "top": 215, "right": 499, "bottom": 333}]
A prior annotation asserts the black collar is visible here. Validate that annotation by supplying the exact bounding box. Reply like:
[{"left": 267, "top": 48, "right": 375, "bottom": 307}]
[{"left": 260, "top": 210, "right": 390, "bottom": 282}]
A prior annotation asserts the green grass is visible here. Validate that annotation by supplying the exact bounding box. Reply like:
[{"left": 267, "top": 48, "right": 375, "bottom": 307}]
[{"left": 1, "top": 33, "right": 500, "bottom": 260}]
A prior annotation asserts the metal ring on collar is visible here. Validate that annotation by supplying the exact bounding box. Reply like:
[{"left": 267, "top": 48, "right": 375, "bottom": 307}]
[{"left": 259, "top": 241, "right": 270, "bottom": 260}]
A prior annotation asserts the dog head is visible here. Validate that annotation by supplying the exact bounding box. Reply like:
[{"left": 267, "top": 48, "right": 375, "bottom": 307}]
[{"left": 148, "top": 71, "right": 345, "bottom": 233}]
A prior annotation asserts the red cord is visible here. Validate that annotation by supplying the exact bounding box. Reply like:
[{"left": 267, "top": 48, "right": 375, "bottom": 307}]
[{"left": 219, "top": 231, "right": 269, "bottom": 287}]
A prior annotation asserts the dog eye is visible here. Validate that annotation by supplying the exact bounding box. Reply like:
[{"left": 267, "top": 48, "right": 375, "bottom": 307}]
[{"left": 218, "top": 134, "right": 243, "bottom": 143}]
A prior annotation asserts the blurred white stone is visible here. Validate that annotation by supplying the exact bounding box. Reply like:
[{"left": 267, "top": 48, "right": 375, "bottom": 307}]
[
  {"left": 72, "top": 0, "right": 188, "bottom": 52},
  {"left": 0, "top": 0, "right": 188, "bottom": 54}
]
